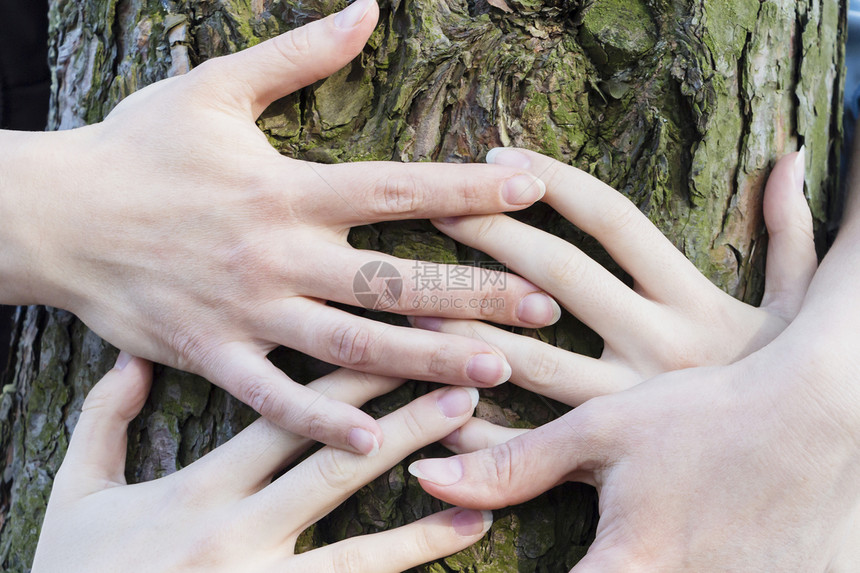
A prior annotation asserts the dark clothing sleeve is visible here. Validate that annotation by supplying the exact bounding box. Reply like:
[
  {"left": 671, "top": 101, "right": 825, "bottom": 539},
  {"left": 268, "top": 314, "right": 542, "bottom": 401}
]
[{"left": 0, "top": 0, "right": 50, "bottom": 131}]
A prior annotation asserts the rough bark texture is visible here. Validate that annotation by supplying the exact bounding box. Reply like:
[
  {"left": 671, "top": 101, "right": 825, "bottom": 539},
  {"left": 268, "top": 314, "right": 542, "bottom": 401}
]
[{"left": 0, "top": 0, "right": 846, "bottom": 571}]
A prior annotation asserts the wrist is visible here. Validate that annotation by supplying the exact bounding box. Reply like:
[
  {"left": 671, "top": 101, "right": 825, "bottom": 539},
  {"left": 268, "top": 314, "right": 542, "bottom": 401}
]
[{"left": 0, "top": 129, "right": 87, "bottom": 309}]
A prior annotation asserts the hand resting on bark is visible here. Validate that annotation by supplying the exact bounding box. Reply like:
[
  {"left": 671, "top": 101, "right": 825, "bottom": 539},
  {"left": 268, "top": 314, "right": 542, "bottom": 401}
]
[
  {"left": 32, "top": 353, "right": 492, "bottom": 572},
  {"left": 410, "top": 150, "right": 860, "bottom": 569},
  {"left": 0, "top": 0, "right": 561, "bottom": 455}
]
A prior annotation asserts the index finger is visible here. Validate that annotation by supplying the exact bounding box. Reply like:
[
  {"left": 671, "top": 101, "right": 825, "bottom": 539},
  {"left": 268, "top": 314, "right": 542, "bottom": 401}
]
[
  {"left": 303, "top": 160, "right": 546, "bottom": 225},
  {"left": 409, "top": 400, "right": 611, "bottom": 509}
]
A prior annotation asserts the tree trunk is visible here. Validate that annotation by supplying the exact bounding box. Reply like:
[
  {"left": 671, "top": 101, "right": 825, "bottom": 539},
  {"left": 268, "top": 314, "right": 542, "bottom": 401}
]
[{"left": 0, "top": 0, "right": 845, "bottom": 570}]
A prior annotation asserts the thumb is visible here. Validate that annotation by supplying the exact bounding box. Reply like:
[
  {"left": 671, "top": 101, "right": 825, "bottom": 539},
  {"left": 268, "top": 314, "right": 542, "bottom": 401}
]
[
  {"left": 56, "top": 352, "right": 152, "bottom": 498},
  {"left": 408, "top": 404, "right": 608, "bottom": 509},
  {"left": 760, "top": 147, "right": 818, "bottom": 318},
  {"left": 194, "top": 0, "right": 379, "bottom": 118}
]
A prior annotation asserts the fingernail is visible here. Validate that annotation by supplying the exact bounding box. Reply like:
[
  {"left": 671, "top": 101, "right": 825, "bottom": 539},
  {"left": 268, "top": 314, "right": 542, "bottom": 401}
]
[
  {"left": 503, "top": 175, "right": 546, "bottom": 205},
  {"left": 486, "top": 147, "right": 531, "bottom": 169},
  {"left": 435, "top": 217, "right": 462, "bottom": 226},
  {"left": 348, "top": 427, "right": 380, "bottom": 456},
  {"left": 408, "top": 458, "right": 464, "bottom": 486},
  {"left": 114, "top": 351, "right": 133, "bottom": 370},
  {"left": 437, "top": 387, "right": 480, "bottom": 418},
  {"left": 517, "top": 293, "right": 562, "bottom": 325},
  {"left": 452, "top": 508, "right": 494, "bottom": 537},
  {"left": 466, "top": 353, "right": 512, "bottom": 386},
  {"left": 410, "top": 316, "right": 443, "bottom": 331},
  {"left": 334, "top": 0, "right": 371, "bottom": 29},
  {"left": 794, "top": 145, "right": 806, "bottom": 196}
]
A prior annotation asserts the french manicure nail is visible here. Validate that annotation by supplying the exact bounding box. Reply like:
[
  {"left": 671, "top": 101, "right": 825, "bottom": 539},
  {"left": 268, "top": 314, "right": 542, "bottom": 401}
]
[
  {"left": 503, "top": 175, "right": 546, "bottom": 205},
  {"left": 486, "top": 147, "right": 531, "bottom": 169},
  {"left": 334, "top": 0, "right": 371, "bottom": 29},
  {"left": 437, "top": 387, "right": 480, "bottom": 418},
  {"left": 466, "top": 353, "right": 512, "bottom": 386},
  {"left": 348, "top": 427, "right": 380, "bottom": 456},
  {"left": 794, "top": 145, "right": 806, "bottom": 196},
  {"left": 408, "top": 458, "right": 464, "bottom": 486},
  {"left": 517, "top": 293, "right": 562, "bottom": 326},
  {"left": 452, "top": 508, "right": 494, "bottom": 537},
  {"left": 115, "top": 351, "right": 133, "bottom": 370}
]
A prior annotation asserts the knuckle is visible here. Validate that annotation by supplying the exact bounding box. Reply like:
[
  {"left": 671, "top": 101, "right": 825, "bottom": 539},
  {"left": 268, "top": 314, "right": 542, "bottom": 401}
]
[
  {"left": 541, "top": 160, "right": 570, "bottom": 194},
  {"left": 427, "top": 344, "right": 455, "bottom": 377},
  {"left": 373, "top": 174, "right": 423, "bottom": 216},
  {"left": 523, "top": 348, "right": 562, "bottom": 388},
  {"left": 399, "top": 407, "right": 431, "bottom": 442},
  {"left": 471, "top": 286, "right": 498, "bottom": 319},
  {"left": 316, "top": 448, "right": 360, "bottom": 491},
  {"left": 489, "top": 441, "right": 517, "bottom": 492},
  {"left": 593, "top": 195, "right": 641, "bottom": 237},
  {"left": 545, "top": 248, "right": 584, "bottom": 287},
  {"left": 303, "top": 409, "right": 328, "bottom": 442},
  {"left": 241, "top": 376, "right": 279, "bottom": 418},
  {"left": 330, "top": 324, "right": 377, "bottom": 367},
  {"left": 272, "top": 27, "right": 313, "bottom": 68},
  {"left": 328, "top": 543, "right": 367, "bottom": 572},
  {"left": 473, "top": 215, "right": 501, "bottom": 243}
]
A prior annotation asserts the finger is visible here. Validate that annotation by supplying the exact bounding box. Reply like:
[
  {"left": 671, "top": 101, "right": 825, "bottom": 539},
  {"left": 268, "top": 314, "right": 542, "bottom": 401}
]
[
  {"left": 181, "top": 369, "right": 404, "bottom": 496},
  {"left": 55, "top": 352, "right": 152, "bottom": 499},
  {"left": 408, "top": 402, "right": 610, "bottom": 509},
  {"left": 760, "top": 148, "right": 817, "bottom": 318},
  {"left": 413, "top": 317, "right": 637, "bottom": 404},
  {"left": 270, "top": 298, "right": 513, "bottom": 387},
  {"left": 191, "top": 0, "right": 380, "bottom": 117},
  {"left": 441, "top": 418, "right": 529, "bottom": 454},
  {"left": 306, "top": 160, "right": 546, "bottom": 225},
  {"left": 302, "top": 245, "right": 561, "bottom": 327},
  {"left": 206, "top": 344, "right": 384, "bottom": 455},
  {"left": 293, "top": 507, "right": 493, "bottom": 573},
  {"left": 485, "top": 147, "right": 716, "bottom": 304},
  {"left": 432, "top": 215, "right": 656, "bottom": 340},
  {"left": 244, "top": 385, "right": 480, "bottom": 536}
]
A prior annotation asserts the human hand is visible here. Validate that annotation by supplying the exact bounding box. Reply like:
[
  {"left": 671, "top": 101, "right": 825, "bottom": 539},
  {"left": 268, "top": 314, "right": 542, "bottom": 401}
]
[
  {"left": 0, "top": 0, "right": 559, "bottom": 453},
  {"left": 408, "top": 341, "right": 860, "bottom": 570},
  {"left": 414, "top": 148, "right": 816, "bottom": 407},
  {"left": 33, "top": 353, "right": 491, "bottom": 572}
]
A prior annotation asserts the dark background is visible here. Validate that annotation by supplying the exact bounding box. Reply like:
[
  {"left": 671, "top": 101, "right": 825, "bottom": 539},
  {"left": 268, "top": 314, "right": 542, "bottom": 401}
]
[{"left": 0, "top": 0, "right": 50, "bottom": 376}]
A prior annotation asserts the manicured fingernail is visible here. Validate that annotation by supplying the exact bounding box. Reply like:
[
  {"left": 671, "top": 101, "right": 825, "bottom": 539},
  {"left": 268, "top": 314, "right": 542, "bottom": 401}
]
[
  {"left": 517, "top": 293, "right": 562, "bottom": 325},
  {"left": 503, "top": 175, "right": 546, "bottom": 205},
  {"left": 452, "top": 508, "right": 494, "bottom": 537},
  {"left": 408, "top": 458, "right": 464, "bottom": 485},
  {"left": 334, "top": 0, "right": 371, "bottom": 29},
  {"left": 410, "top": 316, "right": 443, "bottom": 331},
  {"left": 486, "top": 147, "right": 531, "bottom": 169},
  {"left": 466, "top": 353, "right": 511, "bottom": 386},
  {"left": 794, "top": 145, "right": 806, "bottom": 196},
  {"left": 348, "top": 427, "right": 380, "bottom": 456},
  {"left": 437, "top": 387, "right": 480, "bottom": 418},
  {"left": 114, "top": 351, "right": 133, "bottom": 370}
]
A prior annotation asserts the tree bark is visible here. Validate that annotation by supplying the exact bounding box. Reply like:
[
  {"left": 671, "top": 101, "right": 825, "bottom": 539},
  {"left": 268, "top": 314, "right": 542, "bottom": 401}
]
[{"left": 0, "top": 0, "right": 846, "bottom": 570}]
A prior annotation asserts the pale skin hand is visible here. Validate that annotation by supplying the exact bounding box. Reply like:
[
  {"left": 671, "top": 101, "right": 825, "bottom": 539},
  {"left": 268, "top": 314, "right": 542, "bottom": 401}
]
[
  {"left": 411, "top": 148, "right": 816, "bottom": 447},
  {"left": 0, "top": 0, "right": 562, "bottom": 454},
  {"left": 405, "top": 150, "right": 860, "bottom": 570},
  {"left": 33, "top": 354, "right": 492, "bottom": 572}
]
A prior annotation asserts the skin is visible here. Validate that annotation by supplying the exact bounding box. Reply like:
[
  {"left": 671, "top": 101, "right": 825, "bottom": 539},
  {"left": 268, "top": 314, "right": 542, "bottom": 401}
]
[
  {"left": 410, "top": 149, "right": 860, "bottom": 570},
  {"left": 0, "top": 0, "right": 561, "bottom": 454},
  {"left": 32, "top": 354, "right": 493, "bottom": 572}
]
